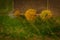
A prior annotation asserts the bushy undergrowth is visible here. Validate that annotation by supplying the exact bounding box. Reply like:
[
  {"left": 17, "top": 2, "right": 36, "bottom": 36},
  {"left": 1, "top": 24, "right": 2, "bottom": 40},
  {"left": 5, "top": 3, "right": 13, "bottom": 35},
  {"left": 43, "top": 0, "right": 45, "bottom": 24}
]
[{"left": 0, "top": 15, "right": 60, "bottom": 40}]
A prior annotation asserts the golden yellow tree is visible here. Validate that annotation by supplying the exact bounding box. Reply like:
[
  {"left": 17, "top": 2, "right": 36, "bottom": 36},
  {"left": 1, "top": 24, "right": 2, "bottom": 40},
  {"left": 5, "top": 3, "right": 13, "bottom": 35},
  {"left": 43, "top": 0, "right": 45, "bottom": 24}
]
[
  {"left": 25, "top": 9, "right": 37, "bottom": 22},
  {"left": 40, "top": 10, "right": 52, "bottom": 20},
  {"left": 13, "top": 9, "right": 20, "bottom": 17}
]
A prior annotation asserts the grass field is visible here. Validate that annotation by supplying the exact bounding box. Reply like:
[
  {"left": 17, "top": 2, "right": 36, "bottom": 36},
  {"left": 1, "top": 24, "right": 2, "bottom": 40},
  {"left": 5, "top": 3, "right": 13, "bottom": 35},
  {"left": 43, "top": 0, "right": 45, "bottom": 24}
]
[{"left": 0, "top": 13, "right": 60, "bottom": 40}]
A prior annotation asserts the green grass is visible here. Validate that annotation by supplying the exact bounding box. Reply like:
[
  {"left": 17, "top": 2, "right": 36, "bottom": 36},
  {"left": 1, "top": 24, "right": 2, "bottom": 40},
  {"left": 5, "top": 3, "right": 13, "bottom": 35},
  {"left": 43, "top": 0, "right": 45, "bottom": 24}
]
[{"left": 0, "top": 15, "right": 60, "bottom": 40}]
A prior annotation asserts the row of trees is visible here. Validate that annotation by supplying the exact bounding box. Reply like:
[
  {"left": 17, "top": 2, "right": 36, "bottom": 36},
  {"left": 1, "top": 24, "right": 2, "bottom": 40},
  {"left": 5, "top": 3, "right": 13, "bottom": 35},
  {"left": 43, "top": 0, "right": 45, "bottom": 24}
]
[{"left": 13, "top": 9, "right": 52, "bottom": 21}]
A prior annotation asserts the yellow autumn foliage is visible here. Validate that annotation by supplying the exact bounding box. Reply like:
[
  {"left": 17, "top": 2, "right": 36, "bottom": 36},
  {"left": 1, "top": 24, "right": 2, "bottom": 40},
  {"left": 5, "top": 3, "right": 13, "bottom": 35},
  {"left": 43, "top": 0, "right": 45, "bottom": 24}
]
[
  {"left": 25, "top": 9, "right": 36, "bottom": 21},
  {"left": 13, "top": 9, "right": 20, "bottom": 17},
  {"left": 40, "top": 10, "right": 52, "bottom": 20}
]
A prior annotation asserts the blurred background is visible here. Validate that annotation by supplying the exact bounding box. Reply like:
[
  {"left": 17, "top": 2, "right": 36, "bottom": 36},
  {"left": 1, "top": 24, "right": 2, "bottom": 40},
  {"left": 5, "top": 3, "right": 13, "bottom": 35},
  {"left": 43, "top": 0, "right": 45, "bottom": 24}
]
[
  {"left": 0, "top": 0, "right": 13, "bottom": 16},
  {"left": 14, "top": 0, "right": 60, "bottom": 16}
]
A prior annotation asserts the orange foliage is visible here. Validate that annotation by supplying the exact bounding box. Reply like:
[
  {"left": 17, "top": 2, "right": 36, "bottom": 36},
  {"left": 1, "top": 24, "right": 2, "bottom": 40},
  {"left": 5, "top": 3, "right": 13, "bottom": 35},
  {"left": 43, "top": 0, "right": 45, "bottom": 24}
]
[
  {"left": 13, "top": 9, "right": 20, "bottom": 17},
  {"left": 25, "top": 9, "right": 37, "bottom": 21}
]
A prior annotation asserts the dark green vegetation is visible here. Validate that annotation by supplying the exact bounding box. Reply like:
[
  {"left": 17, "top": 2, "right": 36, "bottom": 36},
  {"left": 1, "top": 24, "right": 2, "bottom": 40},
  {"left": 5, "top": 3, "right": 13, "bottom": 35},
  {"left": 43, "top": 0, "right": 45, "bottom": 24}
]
[{"left": 0, "top": 15, "right": 60, "bottom": 40}]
